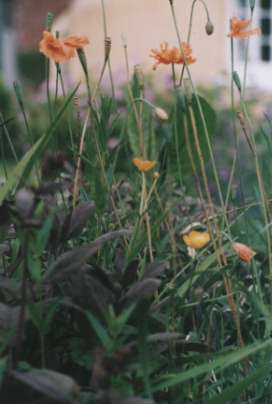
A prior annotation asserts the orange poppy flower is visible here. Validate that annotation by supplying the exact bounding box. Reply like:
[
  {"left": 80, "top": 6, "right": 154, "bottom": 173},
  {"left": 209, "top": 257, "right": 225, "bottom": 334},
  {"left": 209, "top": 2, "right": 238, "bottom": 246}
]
[
  {"left": 150, "top": 42, "right": 196, "bottom": 70},
  {"left": 133, "top": 158, "right": 156, "bottom": 172},
  {"left": 183, "top": 230, "right": 210, "bottom": 250},
  {"left": 228, "top": 17, "right": 261, "bottom": 39},
  {"left": 39, "top": 31, "right": 70, "bottom": 62},
  {"left": 63, "top": 35, "right": 90, "bottom": 50},
  {"left": 232, "top": 242, "right": 256, "bottom": 263},
  {"left": 39, "top": 31, "right": 89, "bottom": 62}
]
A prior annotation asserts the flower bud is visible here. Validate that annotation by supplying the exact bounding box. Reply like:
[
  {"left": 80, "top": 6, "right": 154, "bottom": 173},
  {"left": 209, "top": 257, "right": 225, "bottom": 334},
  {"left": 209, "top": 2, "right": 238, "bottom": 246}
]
[
  {"left": 153, "top": 171, "right": 160, "bottom": 180},
  {"left": 46, "top": 12, "right": 54, "bottom": 32},
  {"left": 154, "top": 107, "right": 168, "bottom": 121},
  {"left": 205, "top": 20, "right": 214, "bottom": 35}
]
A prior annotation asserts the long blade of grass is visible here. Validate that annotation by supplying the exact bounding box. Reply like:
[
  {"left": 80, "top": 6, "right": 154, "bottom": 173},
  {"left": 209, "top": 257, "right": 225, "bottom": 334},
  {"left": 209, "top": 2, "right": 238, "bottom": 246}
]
[
  {"left": 0, "top": 84, "right": 79, "bottom": 205},
  {"left": 151, "top": 338, "right": 272, "bottom": 392},
  {"left": 205, "top": 361, "right": 272, "bottom": 404}
]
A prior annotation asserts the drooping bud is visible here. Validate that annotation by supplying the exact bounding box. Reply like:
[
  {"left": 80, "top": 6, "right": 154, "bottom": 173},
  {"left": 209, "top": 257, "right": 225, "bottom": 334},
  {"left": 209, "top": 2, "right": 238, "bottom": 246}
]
[
  {"left": 46, "top": 12, "right": 54, "bottom": 32},
  {"left": 154, "top": 107, "right": 169, "bottom": 121},
  {"left": 205, "top": 20, "right": 214, "bottom": 35}
]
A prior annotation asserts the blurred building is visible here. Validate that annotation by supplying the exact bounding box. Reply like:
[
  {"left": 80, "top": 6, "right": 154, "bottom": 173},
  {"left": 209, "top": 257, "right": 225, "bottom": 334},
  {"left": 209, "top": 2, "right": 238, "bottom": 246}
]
[
  {"left": 52, "top": 0, "right": 271, "bottom": 90},
  {"left": 0, "top": 0, "right": 17, "bottom": 87},
  {"left": 0, "top": 0, "right": 72, "bottom": 87},
  {"left": 0, "top": 0, "right": 271, "bottom": 90}
]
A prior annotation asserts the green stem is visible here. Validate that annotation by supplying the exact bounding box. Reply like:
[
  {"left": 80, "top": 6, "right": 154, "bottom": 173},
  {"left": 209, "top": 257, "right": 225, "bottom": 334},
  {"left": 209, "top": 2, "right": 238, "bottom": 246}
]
[
  {"left": 169, "top": 1, "right": 230, "bottom": 234},
  {"left": 45, "top": 59, "right": 53, "bottom": 122},
  {"left": 101, "top": 0, "right": 115, "bottom": 100}
]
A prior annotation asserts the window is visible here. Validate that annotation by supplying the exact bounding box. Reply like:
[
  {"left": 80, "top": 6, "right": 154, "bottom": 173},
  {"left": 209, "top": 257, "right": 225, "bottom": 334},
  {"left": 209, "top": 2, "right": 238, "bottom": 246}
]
[{"left": 238, "top": 0, "right": 272, "bottom": 62}]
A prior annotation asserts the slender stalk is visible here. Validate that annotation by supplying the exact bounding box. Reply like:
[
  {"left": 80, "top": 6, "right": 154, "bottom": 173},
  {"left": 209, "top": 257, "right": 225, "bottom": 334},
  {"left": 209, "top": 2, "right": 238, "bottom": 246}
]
[
  {"left": 100, "top": 0, "right": 115, "bottom": 99},
  {"left": 0, "top": 113, "right": 18, "bottom": 163},
  {"left": 0, "top": 128, "right": 8, "bottom": 180},
  {"left": 169, "top": 1, "right": 230, "bottom": 233},
  {"left": 45, "top": 59, "right": 53, "bottom": 123},
  {"left": 14, "top": 234, "right": 29, "bottom": 365},
  {"left": 154, "top": 188, "right": 178, "bottom": 262},
  {"left": 242, "top": 10, "right": 253, "bottom": 100},
  {"left": 188, "top": 99, "right": 244, "bottom": 346},
  {"left": 238, "top": 107, "right": 272, "bottom": 295},
  {"left": 188, "top": 101, "right": 225, "bottom": 266},
  {"left": 187, "top": 0, "right": 211, "bottom": 44},
  {"left": 123, "top": 40, "right": 145, "bottom": 156},
  {"left": 184, "top": 109, "right": 223, "bottom": 269},
  {"left": 58, "top": 68, "right": 77, "bottom": 165},
  {"left": 72, "top": 110, "right": 90, "bottom": 206},
  {"left": 178, "top": 0, "right": 211, "bottom": 85},
  {"left": 225, "top": 37, "right": 247, "bottom": 226},
  {"left": 40, "top": 333, "right": 46, "bottom": 368}
]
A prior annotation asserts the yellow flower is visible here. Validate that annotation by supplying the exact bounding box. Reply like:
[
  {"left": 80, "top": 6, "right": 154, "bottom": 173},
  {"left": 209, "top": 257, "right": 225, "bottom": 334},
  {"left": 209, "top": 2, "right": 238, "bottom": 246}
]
[
  {"left": 183, "top": 230, "right": 210, "bottom": 249},
  {"left": 133, "top": 158, "right": 156, "bottom": 172}
]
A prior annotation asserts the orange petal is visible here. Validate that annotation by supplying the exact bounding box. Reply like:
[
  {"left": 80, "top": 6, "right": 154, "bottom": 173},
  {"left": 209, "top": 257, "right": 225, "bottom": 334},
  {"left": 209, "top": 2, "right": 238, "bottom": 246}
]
[
  {"left": 39, "top": 31, "right": 73, "bottom": 62},
  {"left": 132, "top": 158, "right": 156, "bottom": 172},
  {"left": 232, "top": 242, "right": 256, "bottom": 263},
  {"left": 63, "top": 35, "right": 90, "bottom": 49}
]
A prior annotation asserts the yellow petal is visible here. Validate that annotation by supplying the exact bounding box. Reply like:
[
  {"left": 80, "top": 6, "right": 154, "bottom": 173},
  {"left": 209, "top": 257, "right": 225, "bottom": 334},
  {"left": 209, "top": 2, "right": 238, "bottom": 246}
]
[{"left": 183, "top": 230, "right": 210, "bottom": 249}]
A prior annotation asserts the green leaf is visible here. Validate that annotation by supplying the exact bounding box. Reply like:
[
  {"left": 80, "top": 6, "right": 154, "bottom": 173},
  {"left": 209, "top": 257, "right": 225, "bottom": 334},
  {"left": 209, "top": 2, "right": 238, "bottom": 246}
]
[
  {"left": 205, "top": 362, "right": 272, "bottom": 404},
  {"left": 250, "top": 293, "right": 272, "bottom": 338},
  {"left": 171, "top": 94, "right": 217, "bottom": 176},
  {"left": 85, "top": 311, "right": 112, "bottom": 351},
  {"left": 0, "top": 356, "right": 7, "bottom": 387},
  {"left": 151, "top": 338, "right": 272, "bottom": 392},
  {"left": 177, "top": 250, "right": 218, "bottom": 299},
  {"left": 233, "top": 71, "right": 242, "bottom": 93},
  {"left": 0, "top": 84, "right": 79, "bottom": 206}
]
